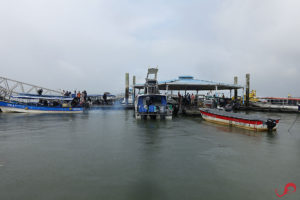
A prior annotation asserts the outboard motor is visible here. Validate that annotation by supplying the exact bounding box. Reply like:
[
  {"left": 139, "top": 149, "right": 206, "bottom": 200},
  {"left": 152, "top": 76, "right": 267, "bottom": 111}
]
[{"left": 266, "top": 119, "right": 277, "bottom": 131}]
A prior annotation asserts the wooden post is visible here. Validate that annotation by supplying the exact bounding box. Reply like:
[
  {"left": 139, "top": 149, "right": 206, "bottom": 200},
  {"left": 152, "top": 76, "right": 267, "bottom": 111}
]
[
  {"left": 234, "top": 76, "right": 238, "bottom": 100},
  {"left": 245, "top": 73, "right": 250, "bottom": 107},
  {"left": 133, "top": 75, "right": 136, "bottom": 103},
  {"left": 133, "top": 75, "right": 136, "bottom": 85},
  {"left": 125, "top": 73, "right": 129, "bottom": 104},
  {"left": 242, "top": 87, "right": 245, "bottom": 105}
]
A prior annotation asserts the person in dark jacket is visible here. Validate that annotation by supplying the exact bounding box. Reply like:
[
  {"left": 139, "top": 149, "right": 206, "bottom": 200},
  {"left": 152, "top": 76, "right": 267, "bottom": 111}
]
[{"left": 103, "top": 93, "right": 107, "bottom": 104}]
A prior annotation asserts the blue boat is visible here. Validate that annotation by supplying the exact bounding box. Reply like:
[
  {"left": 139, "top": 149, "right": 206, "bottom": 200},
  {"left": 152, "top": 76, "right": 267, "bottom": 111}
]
[{"left": 0, "top": 94, "right": 83, "bottom": 113}]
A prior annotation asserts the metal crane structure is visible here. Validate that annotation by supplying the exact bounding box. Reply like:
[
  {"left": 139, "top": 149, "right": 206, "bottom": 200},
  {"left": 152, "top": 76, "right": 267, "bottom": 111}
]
[
  {"left": 0, "top": 76, "right": 63, "bottom": 100},
  {"left": 144, "top": 67, "right": 159, "bottom": 94}
]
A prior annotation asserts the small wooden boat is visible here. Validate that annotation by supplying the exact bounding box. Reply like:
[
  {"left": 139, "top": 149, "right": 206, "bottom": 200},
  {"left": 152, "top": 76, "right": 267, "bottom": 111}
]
[{"left": 199, "top": 108, "right": 279, "bottom": 131}]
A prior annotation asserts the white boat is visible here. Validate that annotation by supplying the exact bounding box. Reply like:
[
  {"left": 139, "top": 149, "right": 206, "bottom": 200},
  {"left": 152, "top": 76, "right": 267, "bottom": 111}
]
[
  {"left": 251, "top": 102, "right": 298, "bottom": 111},
  {"left": 134, "top": 68, "right": 172, "bottom": 120},
  {"left": 251, "top": 97, "right": 300, "bottom": 111}
]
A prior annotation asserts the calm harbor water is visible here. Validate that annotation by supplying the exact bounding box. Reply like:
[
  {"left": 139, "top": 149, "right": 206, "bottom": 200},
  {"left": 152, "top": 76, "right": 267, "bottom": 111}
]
[{"left": 0, "top": 110, "right": 299, "bottom": 200}]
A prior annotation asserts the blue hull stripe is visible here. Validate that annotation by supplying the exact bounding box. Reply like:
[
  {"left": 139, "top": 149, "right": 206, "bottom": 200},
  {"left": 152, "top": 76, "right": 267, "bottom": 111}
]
[{"left": 0, "top": 101, "right": 83, "bottom": 112}]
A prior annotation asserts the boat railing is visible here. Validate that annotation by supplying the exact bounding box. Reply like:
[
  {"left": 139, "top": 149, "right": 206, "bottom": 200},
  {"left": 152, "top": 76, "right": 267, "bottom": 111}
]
[{"left": 5, "top": 98, "right": 82, "bottom": 108}]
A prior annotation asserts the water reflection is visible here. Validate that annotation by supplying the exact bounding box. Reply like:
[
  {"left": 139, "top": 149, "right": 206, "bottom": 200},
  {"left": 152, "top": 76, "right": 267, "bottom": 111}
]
[
  {"left": 129, "top": 120, "right": 167, "bottom": 200},
  {"left": 136, "top": 119, "right": 167, "bottom": 129},
  {"left": 124, "top": 109, "right": 130, "bottom": 121},
  {"left": 127, "top": 178, "right": 166, "bottom": 200},
  {"left": 200, "top": 120, "right": 265, "bottom": 137},
  {"left": 0, "top": 113, "right": 80, "bottom": 137}
]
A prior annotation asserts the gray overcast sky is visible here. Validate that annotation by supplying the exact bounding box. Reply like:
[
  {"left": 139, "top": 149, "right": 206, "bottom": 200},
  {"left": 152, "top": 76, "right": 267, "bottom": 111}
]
[{"left": 0, "top": 0, "right": 299, "bottom": 96}]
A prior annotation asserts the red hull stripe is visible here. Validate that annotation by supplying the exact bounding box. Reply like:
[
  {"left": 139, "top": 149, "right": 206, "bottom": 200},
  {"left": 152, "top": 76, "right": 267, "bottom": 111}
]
[{"left": 200, "top": 111, "right": 263, "bottom": 125}]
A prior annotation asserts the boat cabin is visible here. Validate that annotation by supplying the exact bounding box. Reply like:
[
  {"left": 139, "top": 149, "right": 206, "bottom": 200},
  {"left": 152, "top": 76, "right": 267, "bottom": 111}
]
[{"left": 137, "top": 94, "right": 167, "bottom": 113}]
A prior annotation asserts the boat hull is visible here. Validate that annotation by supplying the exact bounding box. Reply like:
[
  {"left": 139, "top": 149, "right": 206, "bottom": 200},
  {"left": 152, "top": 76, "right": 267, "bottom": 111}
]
[
  {"left": 134, "top": 94, "right": 172, "bottom": 120},
  {"left": 0, "top": 101, "right": 83, "bottom": 113},
  {"left": 251, "top": 102, "right": 298, "bottom": 111},
  {"left": 135, "top": 112, "right": 172, "bottom": 120},
  {"left": 200, "top": 109, "right": 279, "bottom": 131}
]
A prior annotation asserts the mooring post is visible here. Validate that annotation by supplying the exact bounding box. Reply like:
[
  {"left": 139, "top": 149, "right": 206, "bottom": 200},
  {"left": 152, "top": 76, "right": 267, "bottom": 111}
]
[
  {"left": 133, "top": 76, "right": 136, "bottom": 85},
  {"left": 125, "top": 73, "right": 129, "bottom": 105},
  {"left": 245, "top": 73, "right": 250, "bottom": 107},
  {"left": 242, "top": 87, "right": 245, "bottom": 105},
  {"left": 234, "top": 76, "right": 238, "bottom": 100},
  {"left": 133, "top": 75, "right": 136, "bottom": 103}
]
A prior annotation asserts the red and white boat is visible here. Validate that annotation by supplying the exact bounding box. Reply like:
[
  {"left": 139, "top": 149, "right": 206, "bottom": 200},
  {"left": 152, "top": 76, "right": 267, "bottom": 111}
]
[{"left": 199, "top": 108, "right": 279, "bottom": 131}]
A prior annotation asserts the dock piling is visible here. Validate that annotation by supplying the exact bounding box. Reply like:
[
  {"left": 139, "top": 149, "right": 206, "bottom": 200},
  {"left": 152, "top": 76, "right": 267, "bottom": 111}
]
[
  {"left": 245, "top": 73, "right": 250, "bottom": 107},
  {"left": 234, "top": 76, "right": 238, "bottom": 100},
  {"left": 125, "top": 73, "right": 129, "bottom": 104},
  {"left": 133, "top": 75, "right": 136, "bottom": 102}
]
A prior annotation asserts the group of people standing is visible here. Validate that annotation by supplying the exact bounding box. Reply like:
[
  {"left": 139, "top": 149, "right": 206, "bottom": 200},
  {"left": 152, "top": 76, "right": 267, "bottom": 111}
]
[
  {"left": 65, "top": 90, "right": 90, "bottom": 107},
  {"left": 178, "top": 92, "right": 196, "bottom": 106},
  {"left": 75, "top": 90, "right": 88, "bottom": 105}
]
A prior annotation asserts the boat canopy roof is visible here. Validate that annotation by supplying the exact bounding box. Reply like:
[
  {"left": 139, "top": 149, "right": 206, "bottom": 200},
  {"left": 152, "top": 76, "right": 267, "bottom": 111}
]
[
  {"left": 137, "top": 94, "right": 166, "bottom": 97},
  {"left": 134, "top": 76, "right": 243, "bottom": 91},
  {"left": 87, "top": 94, "right": 116, "bottom": 98},
  {"left": 11, "top": 93, "right": 73, "bottom": 100}
]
